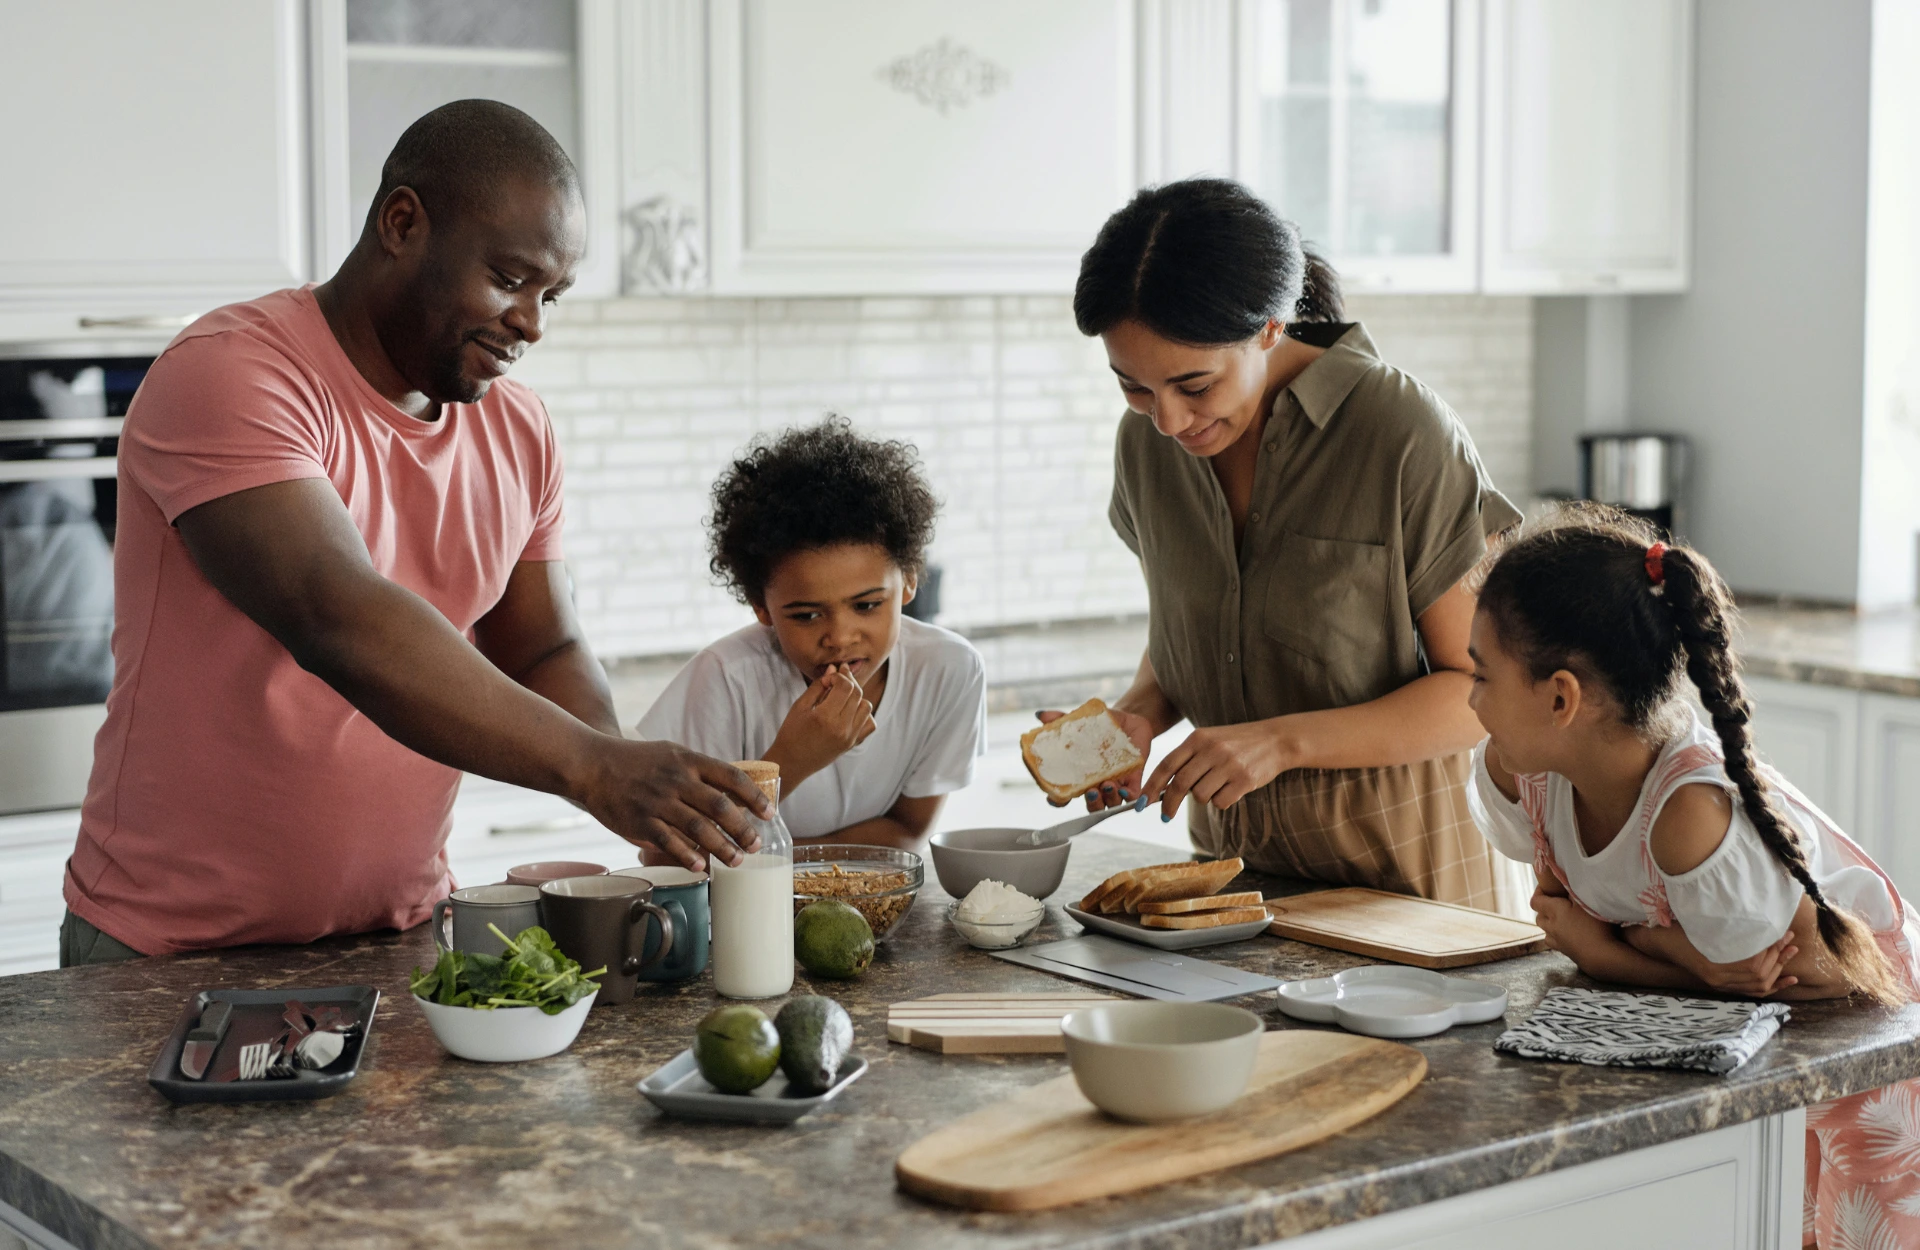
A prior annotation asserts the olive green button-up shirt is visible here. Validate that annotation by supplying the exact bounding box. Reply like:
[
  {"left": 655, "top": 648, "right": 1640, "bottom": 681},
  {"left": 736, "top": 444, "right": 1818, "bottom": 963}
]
[{"left": 1110, "top": 322, "right": 1521, "bottom": 733}]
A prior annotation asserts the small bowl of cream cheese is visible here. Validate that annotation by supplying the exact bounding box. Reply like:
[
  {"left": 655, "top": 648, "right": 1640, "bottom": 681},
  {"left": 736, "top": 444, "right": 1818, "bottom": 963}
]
[{"left": 947, "top": 880, "right": 1046, "bottom": 949}]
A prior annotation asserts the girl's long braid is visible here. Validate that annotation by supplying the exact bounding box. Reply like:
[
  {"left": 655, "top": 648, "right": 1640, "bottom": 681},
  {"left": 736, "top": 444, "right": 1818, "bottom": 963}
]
[{"left": 1661, "top": 549, "right": 1906, "bottom": 1006}]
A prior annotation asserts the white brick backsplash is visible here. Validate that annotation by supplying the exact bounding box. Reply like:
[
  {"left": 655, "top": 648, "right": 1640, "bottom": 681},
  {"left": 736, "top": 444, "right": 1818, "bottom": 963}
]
[{"left": 530, "top": 293, "right": 1532, "bottom": 659}]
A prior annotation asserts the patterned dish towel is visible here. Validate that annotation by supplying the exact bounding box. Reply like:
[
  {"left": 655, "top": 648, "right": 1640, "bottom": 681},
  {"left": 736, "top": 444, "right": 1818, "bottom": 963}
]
[{"left": 1495, "top": 987, "right": 1791, "bottom": 1075}]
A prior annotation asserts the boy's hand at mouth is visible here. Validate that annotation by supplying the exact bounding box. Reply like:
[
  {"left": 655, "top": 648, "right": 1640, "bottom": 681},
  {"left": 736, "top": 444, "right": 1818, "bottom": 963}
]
[{"left": 764, "top": 664, "right": 877, "bottom": 791}]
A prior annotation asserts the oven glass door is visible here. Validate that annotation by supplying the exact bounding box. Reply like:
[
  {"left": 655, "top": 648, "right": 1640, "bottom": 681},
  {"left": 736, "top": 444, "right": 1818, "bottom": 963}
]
[{"left": 0, "top": 360, "right": 144, "bottom": 714}]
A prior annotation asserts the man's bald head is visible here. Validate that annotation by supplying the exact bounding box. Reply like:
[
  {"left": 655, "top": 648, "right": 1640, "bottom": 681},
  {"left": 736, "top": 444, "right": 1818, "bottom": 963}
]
[{"left": 363, "top": 99, "right": 580, "bottom": 238}]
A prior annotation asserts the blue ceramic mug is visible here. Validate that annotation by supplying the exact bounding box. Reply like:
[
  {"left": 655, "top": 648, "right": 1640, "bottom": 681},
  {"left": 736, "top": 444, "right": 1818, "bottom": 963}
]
[{"left": 613, "top": 866, "right": 710, "bottom": 982}]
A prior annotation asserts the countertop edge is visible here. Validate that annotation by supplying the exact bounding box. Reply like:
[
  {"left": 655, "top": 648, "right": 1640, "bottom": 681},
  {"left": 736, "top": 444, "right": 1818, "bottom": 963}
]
[
  {"left": 1046, "top": 1032, "right": 1920, "bottom": 1250},
  {"left": 0, "top": 1153, "right": 148, "bottom": 1250},
  {"left": 1741, "top": 654, "right": 1920, "bottom": 700}
]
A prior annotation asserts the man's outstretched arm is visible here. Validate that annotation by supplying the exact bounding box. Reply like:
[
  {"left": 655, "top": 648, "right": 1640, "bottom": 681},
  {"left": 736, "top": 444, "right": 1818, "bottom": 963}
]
[{"left": 175, "top": 478, "right": 768, "bottom": 869}]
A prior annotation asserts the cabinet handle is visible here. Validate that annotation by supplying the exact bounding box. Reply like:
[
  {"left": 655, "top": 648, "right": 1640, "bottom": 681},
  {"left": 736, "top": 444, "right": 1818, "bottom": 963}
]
[
  {"left": 488, "top": 814, "right": 596, "bottom": 837},
  {"left": 0, "top": 457, "right": 116, "bottom": 484},
  {"left": 76, "top": 315, "right": 197, "bottom": 330}
]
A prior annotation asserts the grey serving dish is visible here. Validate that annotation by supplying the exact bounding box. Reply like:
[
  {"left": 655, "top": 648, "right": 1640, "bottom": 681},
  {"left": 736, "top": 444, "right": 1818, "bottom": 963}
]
[
  {"left": 636, "top": 1049, "right": 867, "bottom": 1123},
  {"left": 1065, "top": 905, "right": 1272, "bottom": 951},
  {"left": 147, "top": 985, "right": 380, "bottom": 1104}
]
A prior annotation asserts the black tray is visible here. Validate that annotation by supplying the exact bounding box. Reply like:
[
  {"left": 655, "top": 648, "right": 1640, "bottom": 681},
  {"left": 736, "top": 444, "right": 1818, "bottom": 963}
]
[{"left": 146, "top": 985, "right": 380, "bottom": 1104}]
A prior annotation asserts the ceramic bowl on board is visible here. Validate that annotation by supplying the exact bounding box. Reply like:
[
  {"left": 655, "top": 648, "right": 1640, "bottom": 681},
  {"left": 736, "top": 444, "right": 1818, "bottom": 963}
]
[
  {"left": 1275, "top": 966, "right": 1508, "bottom": 1039},
  {"left": 928, "top": 827, "right": 1072, "bottom": 900},
  {"left": 1061, "top": 1001, "right": 1264, "bottom": 1123},
  {"left": 413, "top": 991, "right": 597, "bottom": 1063}
]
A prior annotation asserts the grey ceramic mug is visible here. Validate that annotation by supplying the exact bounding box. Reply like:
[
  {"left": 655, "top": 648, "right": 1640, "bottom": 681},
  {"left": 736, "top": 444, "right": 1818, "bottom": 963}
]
[
  {"left": 432, "top": 883, "right": 543, "bottom": 957},
  {"left": 613, "top": 865, "right": 710, "bottom": 982},
  {"left": 539, "top": 875, "right": 675, "bottom": 1005}
]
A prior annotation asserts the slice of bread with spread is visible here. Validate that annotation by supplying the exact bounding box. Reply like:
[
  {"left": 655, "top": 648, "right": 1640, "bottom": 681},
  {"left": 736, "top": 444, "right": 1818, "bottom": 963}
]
[{"left": 1020, "top": 699, "right": 1145, "bottom": 805}]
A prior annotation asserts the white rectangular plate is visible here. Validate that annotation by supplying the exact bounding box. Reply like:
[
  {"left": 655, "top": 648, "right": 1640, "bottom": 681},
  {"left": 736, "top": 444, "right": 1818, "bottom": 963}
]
[{"left": 1065, "top": 906, "right": 1272, "bottom": 951}]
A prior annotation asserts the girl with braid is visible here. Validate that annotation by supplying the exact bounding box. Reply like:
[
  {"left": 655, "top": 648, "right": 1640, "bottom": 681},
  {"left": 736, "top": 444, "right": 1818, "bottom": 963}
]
[{"left": 1465, "top": 503, "right": 1918, "bottom": 1245}]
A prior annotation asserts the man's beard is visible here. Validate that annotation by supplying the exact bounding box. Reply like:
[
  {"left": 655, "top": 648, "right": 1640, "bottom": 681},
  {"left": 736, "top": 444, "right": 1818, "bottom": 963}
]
[{"left": 426, "top": 335, "right": 491, "bottom": 406}]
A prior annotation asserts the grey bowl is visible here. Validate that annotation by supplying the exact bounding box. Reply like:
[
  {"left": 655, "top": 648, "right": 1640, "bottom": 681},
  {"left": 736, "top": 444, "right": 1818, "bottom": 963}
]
[{"left": 928, "top": 827, "right": 1073, "bottom": 900}]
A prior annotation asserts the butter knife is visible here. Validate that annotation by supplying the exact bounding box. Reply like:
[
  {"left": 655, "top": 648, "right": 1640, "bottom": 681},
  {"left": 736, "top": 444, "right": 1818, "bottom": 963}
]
[{"left": 180, "top": 1000, "right": 233, "bottom": 1080}]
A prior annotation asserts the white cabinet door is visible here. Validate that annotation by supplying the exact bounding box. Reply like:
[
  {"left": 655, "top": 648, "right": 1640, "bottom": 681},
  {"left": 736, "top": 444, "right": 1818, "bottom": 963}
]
[
  {"left": 0, "top": 0, "right": 309, "bottom": 322},
  {"left": 1860, "top": 693, "right": 1920, "bottom": 901},
  {"left": 703, "top": 0, "right": 1137, "bottom": 295},
  {"left": 1234, "top": 0, "right": 1481, "bottom": 294},
  {"left": 0, "top": 810, "right": 82, "bottom": 978},
  {"left": 1744, "top": 676, "right": 1861, "bottom": 832},
  {"left": 1481, "top": 0, "right": 1693, "bottom": 293}
]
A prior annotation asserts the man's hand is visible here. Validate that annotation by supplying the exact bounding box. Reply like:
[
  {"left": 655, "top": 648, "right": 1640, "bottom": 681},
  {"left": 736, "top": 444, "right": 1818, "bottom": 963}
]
[
  {"left": 1034, "top": 705, "right": 1157, "bottom": 809},
  {"left": 1145, "top": 721, "right": 1295, "bottom": 821},
  {"left": 578, "top": 740, "right": 772, "bottom": 872},
  {"left": 766, "top": 665, "right": 875, "bottom": 790}
]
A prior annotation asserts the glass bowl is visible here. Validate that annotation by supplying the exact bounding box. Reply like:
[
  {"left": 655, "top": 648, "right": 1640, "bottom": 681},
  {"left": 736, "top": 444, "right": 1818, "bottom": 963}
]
[
  {"left": 946, "top": 899, "right": 1045, "bottom": 950},
  {"left": 792, "top": 844, "right": 924, "bottom": 942}
]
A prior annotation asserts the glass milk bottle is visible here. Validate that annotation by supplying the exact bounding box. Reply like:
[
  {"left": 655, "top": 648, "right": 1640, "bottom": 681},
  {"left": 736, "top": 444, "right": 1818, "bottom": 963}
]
[{"left": 709, "top": 760, "right": 794, "bottom": 999}]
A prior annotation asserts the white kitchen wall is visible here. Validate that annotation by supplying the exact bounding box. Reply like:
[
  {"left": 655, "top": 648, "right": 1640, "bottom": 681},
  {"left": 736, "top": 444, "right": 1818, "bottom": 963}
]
[
  {"left": 513, "top": 293, "right": 1533, "bottom": 660},
  {"left": 1627, "top": 0, "right": 1873, "bottom": 604}
]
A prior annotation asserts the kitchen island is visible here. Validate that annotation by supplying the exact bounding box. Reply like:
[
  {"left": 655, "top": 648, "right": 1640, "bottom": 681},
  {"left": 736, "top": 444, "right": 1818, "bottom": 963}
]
[{"left": 3, "top": 833, "right": 1918, "bottom": 1250}]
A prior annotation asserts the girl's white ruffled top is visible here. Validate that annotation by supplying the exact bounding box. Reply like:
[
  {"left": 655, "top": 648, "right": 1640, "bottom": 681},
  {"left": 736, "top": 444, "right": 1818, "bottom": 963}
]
[{"left": 1469, "top": 707, "right": 1899, "bottom": 963}]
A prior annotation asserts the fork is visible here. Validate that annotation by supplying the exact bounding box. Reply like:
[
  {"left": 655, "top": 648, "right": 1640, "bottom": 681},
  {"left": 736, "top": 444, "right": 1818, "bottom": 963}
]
[{"left": 236, "top": 1041, "right": 275, "bottom": 1081}]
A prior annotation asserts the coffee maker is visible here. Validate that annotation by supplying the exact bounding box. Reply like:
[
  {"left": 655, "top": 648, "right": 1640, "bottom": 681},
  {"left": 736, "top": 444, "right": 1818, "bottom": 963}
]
[{"left": 1579, "top": 433, "right": 1689, "bottom": 541}]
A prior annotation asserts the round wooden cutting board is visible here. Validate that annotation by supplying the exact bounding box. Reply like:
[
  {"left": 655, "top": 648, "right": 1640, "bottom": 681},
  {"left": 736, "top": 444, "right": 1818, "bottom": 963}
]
[{"left": 895, "top": 1030, "right": 1427, "bottom": 1211}]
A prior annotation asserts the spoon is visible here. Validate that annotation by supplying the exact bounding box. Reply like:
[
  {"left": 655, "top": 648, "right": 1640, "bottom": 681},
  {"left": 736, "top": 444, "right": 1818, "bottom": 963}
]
[{"left": 1017, "top": 794, "right": 1151, "bottom": 848}]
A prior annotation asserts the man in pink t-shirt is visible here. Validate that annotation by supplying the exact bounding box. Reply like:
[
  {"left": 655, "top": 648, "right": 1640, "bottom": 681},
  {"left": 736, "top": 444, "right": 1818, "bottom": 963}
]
[{"left": 62, "top": 102, "right": 769, "bottom": 962}]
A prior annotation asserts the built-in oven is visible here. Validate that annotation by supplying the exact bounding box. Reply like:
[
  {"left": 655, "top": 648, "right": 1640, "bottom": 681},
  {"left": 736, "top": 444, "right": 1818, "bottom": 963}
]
[{"left": 0, "top": 350, "right": 154, "bottom": 814}]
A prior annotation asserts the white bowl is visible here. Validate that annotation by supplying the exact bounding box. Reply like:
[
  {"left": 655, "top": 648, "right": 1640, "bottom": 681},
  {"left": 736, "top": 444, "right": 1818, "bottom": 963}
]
[
  {"left": 413, "top": 991, "right": 596, "bottom": 1063},
  {"left": 1062, "top": 1001, "right": 1264, "bottom": 1123},
  {"left": 946, "top": 899, "right": 1045, "bottom": 949},
  {"left": 928, "top": 827, "right": 1072, "bottom": 900}
]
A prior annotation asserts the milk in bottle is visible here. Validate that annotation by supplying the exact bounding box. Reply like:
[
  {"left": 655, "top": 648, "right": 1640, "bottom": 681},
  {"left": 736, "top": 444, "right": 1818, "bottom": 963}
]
[{"left": 710, "top": 760, "right": 794, "bottom": 999}]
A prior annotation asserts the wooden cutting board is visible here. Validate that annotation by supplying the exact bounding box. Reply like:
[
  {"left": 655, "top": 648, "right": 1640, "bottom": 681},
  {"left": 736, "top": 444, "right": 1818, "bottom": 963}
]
[
  {"left": 896, "top": 1031, "right": 1426, "bottom": 1210},
  {"left": 886, "top": 993, "right": 1122, "bottom": 1054},
  {"left": 1264, "top": 888, "right": 1547, "bottom": 968}
]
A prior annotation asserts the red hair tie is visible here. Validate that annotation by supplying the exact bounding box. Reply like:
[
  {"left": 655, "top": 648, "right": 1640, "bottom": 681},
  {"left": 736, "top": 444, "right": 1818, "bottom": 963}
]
[{"left": 1645, "top": 541, "right": 1668, "bottom": 588}]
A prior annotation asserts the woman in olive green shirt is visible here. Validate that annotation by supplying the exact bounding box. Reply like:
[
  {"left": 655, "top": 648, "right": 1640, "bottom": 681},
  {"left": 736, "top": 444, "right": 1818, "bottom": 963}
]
[{"left": 1062, "top": 179, "right": 1520, "bottom": 909}]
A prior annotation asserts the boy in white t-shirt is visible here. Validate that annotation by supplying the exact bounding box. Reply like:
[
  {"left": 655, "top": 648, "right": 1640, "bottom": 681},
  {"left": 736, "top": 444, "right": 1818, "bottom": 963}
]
[{"left": 637, "top": 418, "right": 986, "bottom": 849}]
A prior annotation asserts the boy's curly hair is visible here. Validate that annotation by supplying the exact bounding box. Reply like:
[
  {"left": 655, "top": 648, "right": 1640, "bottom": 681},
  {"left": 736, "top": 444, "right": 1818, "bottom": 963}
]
[{"left": 706, "top": 416, "right": 938, "bottom": 607}]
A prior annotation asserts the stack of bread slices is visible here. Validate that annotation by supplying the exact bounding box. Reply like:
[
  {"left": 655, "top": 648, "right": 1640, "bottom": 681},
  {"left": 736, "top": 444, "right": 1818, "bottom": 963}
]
[{"left": 1074, "top": 858, "right": 1266, "bottom": 929}]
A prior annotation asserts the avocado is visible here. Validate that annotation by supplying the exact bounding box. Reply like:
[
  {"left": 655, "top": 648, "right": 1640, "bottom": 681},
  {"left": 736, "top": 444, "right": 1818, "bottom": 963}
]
[
  {"left": 794, "top": 900, "right": 874, "bottom": 980},
  {"left": 775, "top": 995, "right": 854, "bottom": 1094},
  {"left": 694, "top": 1005, "right": 781, "bottom": 1094}
]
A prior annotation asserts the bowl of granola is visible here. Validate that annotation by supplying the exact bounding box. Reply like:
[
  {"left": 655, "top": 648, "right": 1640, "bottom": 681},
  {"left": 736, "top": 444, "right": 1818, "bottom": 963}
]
[{"left": 792, "top": 845, "right": 923, "bottom": 942}]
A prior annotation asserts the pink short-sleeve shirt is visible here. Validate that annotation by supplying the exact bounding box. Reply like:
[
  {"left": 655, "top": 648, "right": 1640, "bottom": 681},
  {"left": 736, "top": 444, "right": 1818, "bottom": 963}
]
[{"left": 65, "top": 287, "right": 565, "bottom": 955}]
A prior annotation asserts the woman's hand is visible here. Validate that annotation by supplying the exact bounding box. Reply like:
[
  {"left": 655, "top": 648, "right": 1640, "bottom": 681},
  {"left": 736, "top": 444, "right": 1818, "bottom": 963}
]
[
  {"left": 1033, "top": 705, "right": 1157, "bottom": 809},
  {"left": 1145, "top": 720, "right": 1297, "bottom": 821}
]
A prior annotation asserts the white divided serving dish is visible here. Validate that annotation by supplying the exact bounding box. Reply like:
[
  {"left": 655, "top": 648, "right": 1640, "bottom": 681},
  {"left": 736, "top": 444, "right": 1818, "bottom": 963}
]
[{"left": 1274, "top": 966, "right": 1507, "bottom": 1039}]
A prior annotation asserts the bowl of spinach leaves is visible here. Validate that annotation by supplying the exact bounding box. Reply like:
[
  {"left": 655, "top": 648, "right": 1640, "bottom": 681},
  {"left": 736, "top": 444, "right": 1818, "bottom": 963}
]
[{"left": 410, "top": 924, "right": 605, "bottom": 1062}]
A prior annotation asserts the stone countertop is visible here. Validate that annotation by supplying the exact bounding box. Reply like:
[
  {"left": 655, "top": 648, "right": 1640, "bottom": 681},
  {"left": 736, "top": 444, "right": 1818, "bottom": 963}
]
[
  {"left": 1736, "top": 602, "right": 1920, "bottom": 699},
  {"left": 6, "top": 835, "right": 1919, "bottom": 1250}
]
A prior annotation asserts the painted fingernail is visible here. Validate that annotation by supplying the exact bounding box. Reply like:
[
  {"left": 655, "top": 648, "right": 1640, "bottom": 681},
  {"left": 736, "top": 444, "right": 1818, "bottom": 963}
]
[
  {"left": 1161, "top": 812, "right": 1172, "bottom": 823},
  {"left": 1135, "top": 794, "right": 1150, "bottom": 811},
  {"left": 1085, "top": 790, "right": 1099, "bottom": 799},
  {"left": 1119, "top": 789, "right": 1132, "bottom": 800}
]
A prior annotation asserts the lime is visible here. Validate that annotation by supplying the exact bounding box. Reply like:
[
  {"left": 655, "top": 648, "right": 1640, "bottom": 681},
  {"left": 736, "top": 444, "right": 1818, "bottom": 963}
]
[
  {"left": 794, "top": 901, "right": 874, "bottom": 980},
  {"left": 694, "top": 1005, "right": 781, "bottom": 1094}
]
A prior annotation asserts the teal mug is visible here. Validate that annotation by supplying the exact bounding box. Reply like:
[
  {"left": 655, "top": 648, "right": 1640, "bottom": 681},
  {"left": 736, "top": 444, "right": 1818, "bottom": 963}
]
[{"left": 613, "top": 866, "right": 710, "bottom": 982}]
